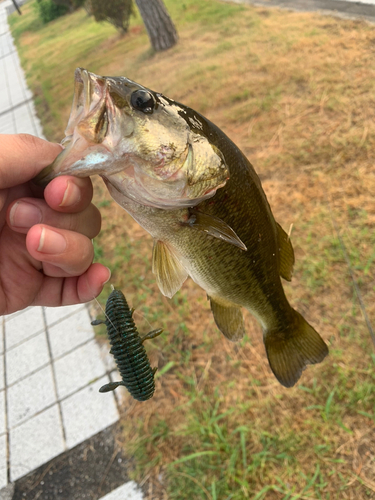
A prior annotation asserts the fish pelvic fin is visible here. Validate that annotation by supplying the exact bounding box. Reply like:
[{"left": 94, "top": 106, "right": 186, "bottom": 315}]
[
  {"left": 210, "top": 297, "right": 245, "bottom": 341},
  {"left": 276, "top": 222, "right": 295, "bottom": 282},
  {"left": 152, "top": 240, "right": 188, "bottom": 299},
  {"left": 264, "top": 310, "right": 328, "bottom": 388}
]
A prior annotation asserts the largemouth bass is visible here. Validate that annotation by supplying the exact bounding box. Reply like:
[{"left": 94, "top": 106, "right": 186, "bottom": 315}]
[{"left": 36, "top": 68, "right": 328, "bottom": 387}]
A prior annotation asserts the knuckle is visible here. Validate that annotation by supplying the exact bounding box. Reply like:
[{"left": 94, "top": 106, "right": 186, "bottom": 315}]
[
  {"left": 67, "top": 215, "right": 80, "bottom": 233},
  {"left": 64, "top": 205, "right": 101, "bottom": 239}
]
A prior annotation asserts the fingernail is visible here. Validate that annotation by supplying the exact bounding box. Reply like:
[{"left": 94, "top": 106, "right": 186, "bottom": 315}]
[
  {"left": 9, "top": 201, "right": 42, "bottom": 228},
  {"left": 37, "top": 227, "right": 67, "bottom": 254},
  {"left": 59, "top": 180, "right": 81, "bottom": 207},
  {"left": 103, "top": 267, "right": 111, "bottom": 284}
]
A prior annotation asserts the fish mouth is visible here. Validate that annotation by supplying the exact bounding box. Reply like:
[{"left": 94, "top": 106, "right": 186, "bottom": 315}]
[
  {"left": 65, "top": 68, "right": 109, "bottom": 141},
  {"left": 34, "top": 68, "right": 134, "bottom": 186}
]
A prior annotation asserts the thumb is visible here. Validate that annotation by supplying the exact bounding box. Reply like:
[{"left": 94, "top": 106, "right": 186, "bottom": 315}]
[{"left": 0, "top": 134, "right": 62, "bottom": 189}]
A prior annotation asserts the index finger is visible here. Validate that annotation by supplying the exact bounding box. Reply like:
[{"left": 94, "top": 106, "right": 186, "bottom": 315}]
[{"left": 0, "top": 134, "right": 62, "bottom": 189}]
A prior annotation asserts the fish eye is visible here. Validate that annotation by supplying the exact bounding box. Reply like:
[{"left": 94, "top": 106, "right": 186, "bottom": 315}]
[{"left": 130, "top": 90, "right": 155, "bottom": 114}]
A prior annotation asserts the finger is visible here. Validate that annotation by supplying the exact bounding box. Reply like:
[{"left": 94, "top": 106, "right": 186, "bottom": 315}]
[
  {"left": 32, "top": 263, "right": 111, "bottom": 307},
  {"left": 40, "top": 262, "right": 89, "bottom": 278},
  {"left": 44, "top": 176, "right": 94, "bottom": 213},
  {"left": 26, "top": 224, "right": 97, "bottom": 276},
  {"left": 8, "top": 198, "right": 101, "bottom": 239},
  {"left": 0, "top": 134, "right": 62, "bottom": 188}
]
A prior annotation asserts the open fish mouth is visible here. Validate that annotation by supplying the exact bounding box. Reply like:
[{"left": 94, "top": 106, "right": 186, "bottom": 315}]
[
  {"left": 65, "top": 68, "right": 110, "bottom": 143},
  {"left": 34, "top": 68, "right": 131, "bottom": 186}
]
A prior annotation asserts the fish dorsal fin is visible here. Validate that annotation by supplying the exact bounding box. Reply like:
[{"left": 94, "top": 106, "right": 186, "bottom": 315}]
[
  {"left": 152, "top": 240, "right": 188, "bottom": 299},
  {"left": 182, "top": 209, "right": 247, "bottom": 251},
  {"left": 276, "top": 222, "right": 295, "bottom": 282},
  {"left": 209, "top": 297, "right": 245, "bottom": 341}
]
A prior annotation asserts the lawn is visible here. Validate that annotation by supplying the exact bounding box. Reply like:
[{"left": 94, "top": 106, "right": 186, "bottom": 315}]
[{"left": 9, "top": 1, "right": 375, "bottom": 498}]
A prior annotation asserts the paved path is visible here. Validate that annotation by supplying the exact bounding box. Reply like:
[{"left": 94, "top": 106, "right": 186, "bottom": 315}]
[
  {"left": 0, "top": 2, "right": 143, "bottom": 498},
  {"left": 227, "top": 0, "right": 375, "bottom": 22}
]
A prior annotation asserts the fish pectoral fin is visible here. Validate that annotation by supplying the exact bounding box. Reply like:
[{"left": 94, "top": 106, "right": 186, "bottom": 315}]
[
  {"left": 276, "top": 222, "right": 295, "bottom": 282},
  {"left": 182, "top": 209, "right": 247, "bottom": 251},
  {"left": 209, "top": 297, "right": 245, "bottom": 341},
  {"left": 152, "top": 240, "right": 188, "bottom": 299},
  {"left": 264, "top": 310, "right": 328, "bottom": 388}
]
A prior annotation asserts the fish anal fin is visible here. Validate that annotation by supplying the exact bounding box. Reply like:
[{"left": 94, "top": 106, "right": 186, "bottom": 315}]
[
  {"left": 264, "top": 310, "right": 328, "bottom": 388},
  {"left": 152, "top": 240, "right": 188, "bottom": 299},
  {"left": 276, "top": 222, "right": 295, "bottom": 282},
  {"left": 182, "top": 209, "right": 247, "bottom": 251},
  {"left": 210, "top": 297, "right": 245, "bottom": 341}
]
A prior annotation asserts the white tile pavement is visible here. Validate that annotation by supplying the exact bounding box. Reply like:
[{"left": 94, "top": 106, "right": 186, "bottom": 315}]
[
  {"left": 0, "top": 1, "right": 41, "bottom": 137},
  {"left": 9, "top": 404, "right": 65, "bottom": 482},
  {"left": 99, "top": 482, "right": 144, "bottom": 500},
  {"left": 44, "top": 302, "right": 86, "bottom": 325},
  {"left": 4, "top": 307, "right": 44, "bottom": 350},
  {"left": 6, "top": 332, "right": 49, "bottom": 386},
  {"left": 2, "top": 304, "right": 121, "bottom": 487},
  {"left": 48, "top": 309, "right": 97, "bottom": 359},
  {"left": 0, "top": 354, "right": 4, "bottom": 391},
  {"left": 7, "top": 365, "right": 56, "bottom": 428},
  {"left": 54, "top": 339, "right": 107, "bottom": 399},
  {"left": 0, "top": 390, "right": 5, "bottom": 436},
  {"left": 0, "top": 434, "right": 7, "bottom": 490},
  {"left": 0, "top": 320, "right": 3, "bottom": 356},
  {"left": 0, "top": 2, "right": 141, "bottom": 496},
  {"left": 61, "top": 376, "right": 119, "bottom": 449}
]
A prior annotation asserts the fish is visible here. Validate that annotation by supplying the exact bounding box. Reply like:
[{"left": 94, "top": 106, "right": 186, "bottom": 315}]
[{"left": 35, "top": 68, "right": 328, "bottom": 388}]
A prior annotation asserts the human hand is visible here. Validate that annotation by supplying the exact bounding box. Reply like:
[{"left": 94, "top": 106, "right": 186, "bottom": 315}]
[{"left": 0, "top": 134, "right": 110, "bottom": 315}]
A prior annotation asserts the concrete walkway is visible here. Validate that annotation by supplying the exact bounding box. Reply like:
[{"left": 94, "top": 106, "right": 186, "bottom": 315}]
[
  {"left": 0, "top": 2, "right": 142, "bottom": 498},
  {"left": 227, "top": 0, "right": 375, "bottom": 22}
]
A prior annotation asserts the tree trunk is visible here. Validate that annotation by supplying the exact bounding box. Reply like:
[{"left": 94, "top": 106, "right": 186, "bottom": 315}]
[
  {"left": 134, "top": 0, "right": 178, "bottom": 52},
  {"left": 11, "top": 0, "right": 22, "bottom": 15}
]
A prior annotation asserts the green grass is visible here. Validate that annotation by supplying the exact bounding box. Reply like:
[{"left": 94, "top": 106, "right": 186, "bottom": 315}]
[
  {"left": 131, "top": 371, "right": 375, "bottom": 499},
  {"left": 9, "top": 1, "right": 375, "bottom": 498}
]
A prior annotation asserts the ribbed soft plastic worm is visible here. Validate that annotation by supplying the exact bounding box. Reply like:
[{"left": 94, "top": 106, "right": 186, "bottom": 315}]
[{"left": 92, "top": 288, "right": 163, "bottom": 401}]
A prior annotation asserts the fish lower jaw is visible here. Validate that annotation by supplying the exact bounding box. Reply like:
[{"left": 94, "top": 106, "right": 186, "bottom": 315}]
[
  {"left": 104, "top": 180, "right": 192, "bottom": 210},
  {"left": 104, "top": 170, "right": 216, "bottom": 210}
]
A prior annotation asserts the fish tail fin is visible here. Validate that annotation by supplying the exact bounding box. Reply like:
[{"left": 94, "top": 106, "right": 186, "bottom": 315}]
[{"left": 264, "top": 310, "right": 328, "bottom": 388}]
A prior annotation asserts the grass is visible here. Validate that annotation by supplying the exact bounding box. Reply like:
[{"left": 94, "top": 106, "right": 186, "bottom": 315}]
[{"left": 9, "top": 1, "right": 375, "bottom": 498}]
